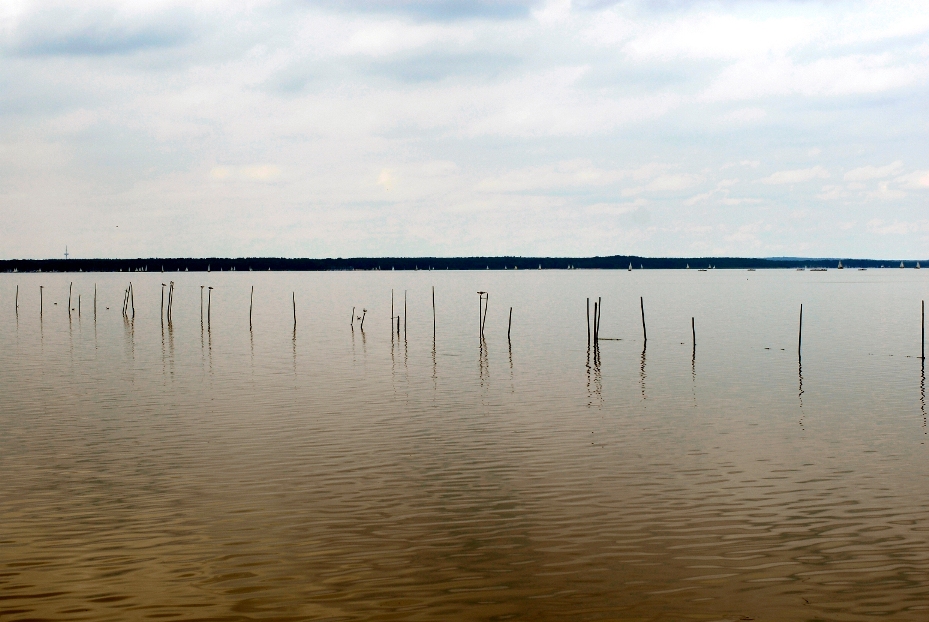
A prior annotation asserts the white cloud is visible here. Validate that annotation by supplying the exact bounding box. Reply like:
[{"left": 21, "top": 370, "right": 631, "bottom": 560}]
[
  {"left": 760, "top": 166, "right": 830, "bottom": 185},
  {"left": 867, "top": 219, "right": 929, "bottom": 235},
  {"left": 725, "top": 107, "right": 766, "bottom": 123},
  {"left": 894, "top": 170, "right": 929, "bottom": 189},
  {"left": 844, "top": 161, "right": 904, "bottom": 181}
]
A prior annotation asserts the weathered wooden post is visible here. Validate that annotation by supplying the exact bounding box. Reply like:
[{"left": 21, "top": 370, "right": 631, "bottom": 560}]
[
  {"left": 587, "top": 297, "right": 590, "bottom": 345},
  {"left": 798, "top": 304, "right": 803, "bottom": 356}
]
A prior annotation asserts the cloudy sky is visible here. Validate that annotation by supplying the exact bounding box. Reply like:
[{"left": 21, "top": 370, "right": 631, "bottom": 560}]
[{"left": 1, "top": 0, "right": 928, "bottom": 259}]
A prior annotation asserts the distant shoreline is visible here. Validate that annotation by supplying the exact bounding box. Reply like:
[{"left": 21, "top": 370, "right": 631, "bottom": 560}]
[{"left": 1, "top": 256, "right": 925, "bottom": 273}]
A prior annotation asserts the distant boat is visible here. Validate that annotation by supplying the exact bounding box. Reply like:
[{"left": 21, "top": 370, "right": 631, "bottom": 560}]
[
  {"left": 686, "top": 263, "right": 690, "bottom": 269},
  {"left": 901, "top": 262, "right": 905, "bottom": 268},
  {"left": 698, "top": 269, "right": 707, "bottom": 272},
  {"left": 837, "top": 261, "right": 843, "bottom": 269},
  {"left": 796, "top": 267, "right": 805, "bottom": 271},
  {"left": 747, "top": 268, "right": 755, "bottom": 271},
  {"left": 628, "top": 262, "right": 632, "bottom": 271},
  {"left": 858, "top": 268, "right": 867, "bottom": 271},
  {"left": 917, "top": 262, "right": 921, "bottom": 269},
  {"left": 811, "top": 268, "right": 827, "bottom": 272}
]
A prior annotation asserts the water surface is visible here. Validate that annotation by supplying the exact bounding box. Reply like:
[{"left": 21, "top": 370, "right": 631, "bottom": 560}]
[{"left": 2, "top": 269, "right": 929, "bottom": 620}]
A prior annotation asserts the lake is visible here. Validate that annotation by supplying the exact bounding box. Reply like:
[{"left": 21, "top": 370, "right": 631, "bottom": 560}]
[{"left": 2, "top": 268, "right": 929, "bottom": 620}]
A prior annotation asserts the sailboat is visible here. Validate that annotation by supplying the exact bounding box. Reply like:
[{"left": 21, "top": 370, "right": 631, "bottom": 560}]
[
  {"left": 837, "top": 261, "right": 843, "bottom": 269},
  {"left": 917, "top": 262, "right": 921, "bottom": 269},
  {"left": 901, "top": 262, "right": 905, "bottom": 268},
  {"left": 628, "top": 262, "right": 632, "bottom": 271}
]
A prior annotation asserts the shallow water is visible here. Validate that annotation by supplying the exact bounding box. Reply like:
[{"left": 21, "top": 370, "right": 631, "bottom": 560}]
[{"left": 2, "top": 269, "right": 929, "bottom": 621}]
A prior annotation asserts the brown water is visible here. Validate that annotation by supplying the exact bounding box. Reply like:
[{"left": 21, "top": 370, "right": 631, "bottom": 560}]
[{"left": 2, "top": 269, "right": 929, "bottom": 621}]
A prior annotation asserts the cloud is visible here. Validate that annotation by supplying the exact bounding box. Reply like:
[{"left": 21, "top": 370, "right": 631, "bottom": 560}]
[
  {"left": 844, "top": 161, "right": 904, "bottom": 181},
  {"left": 210, "top": 165, "right": 282, "bottom": 182},
  {"left": 895, "top": 170, "right": 929, "bottom": 189},
  {"left": 3, "top": 0, "right": 929, "bottom": 259},
  {"left": 867, "top": 219, "right": 929, "bottom": 235},
  {"left": 725, "top": 107, "right": 765, "bottom": 123},
  {"left": 817, "top": 184, "right": 846, "bottom": 200},
  {"left": 4, "top": 3, "right": 196, "bottom": 56},
  {"left": 311, "top": 0, "right": 542, "bottom": 21},
  {"left": 700, "top": 54, "right": 923, "bottom": 102},
  {"left": 759, "top": 166, "right": 830, "bottom": 185}
]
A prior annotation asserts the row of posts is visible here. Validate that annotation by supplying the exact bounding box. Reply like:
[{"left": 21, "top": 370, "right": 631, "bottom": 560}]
[{"left": 7, "top": 283, "right": 929, "bottom": 361}]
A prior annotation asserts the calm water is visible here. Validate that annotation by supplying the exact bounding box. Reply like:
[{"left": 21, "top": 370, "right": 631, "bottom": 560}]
[{"left": 2, "top": 269, "right": 929, "bottom": 621}]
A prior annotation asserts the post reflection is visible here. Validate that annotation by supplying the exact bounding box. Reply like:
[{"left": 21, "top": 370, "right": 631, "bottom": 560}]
[
  {"left": 798, "top": 355, "right": 804, "bottom": 409},
  {"left": 478, "top": 337, "right": 489, "bottom": 386},
  {"left": 587, "top": 342, "right": 601, "bottom": 408},
  {"left": 691, "top": 343, "right": 696, "bottom": 408},
  {"left": 921, "top": 359, "right": 926, "bottom": 435}
]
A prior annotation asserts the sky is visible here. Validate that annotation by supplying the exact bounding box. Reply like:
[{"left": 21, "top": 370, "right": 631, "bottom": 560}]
[{"left": 1, "top": 0, "right": 928, "bottom": 260}]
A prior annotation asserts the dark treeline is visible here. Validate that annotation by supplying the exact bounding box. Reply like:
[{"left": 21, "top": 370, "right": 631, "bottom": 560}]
[{"left": 0, "top": 256, "right": 922, "bottom": 273}]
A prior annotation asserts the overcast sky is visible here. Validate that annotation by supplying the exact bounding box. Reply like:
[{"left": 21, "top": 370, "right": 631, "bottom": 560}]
[{"left": 1, "top": 0, "right": 928, "bottom": 259}]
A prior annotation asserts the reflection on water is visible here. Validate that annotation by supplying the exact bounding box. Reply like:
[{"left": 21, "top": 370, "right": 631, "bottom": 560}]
[{"left": 3, "top": 269, "right": 929, "bottom": 621}]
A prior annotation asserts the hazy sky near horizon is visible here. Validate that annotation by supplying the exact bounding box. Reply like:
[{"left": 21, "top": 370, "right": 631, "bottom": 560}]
[{"left": 1, "top": 0, "right": 928, "bottom": 259}]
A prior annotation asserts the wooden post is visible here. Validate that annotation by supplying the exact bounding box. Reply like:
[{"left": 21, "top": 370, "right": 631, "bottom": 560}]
[
  {"left": 360, "top": 309, "right": 366, "bottom": 330},
  {"left": 78, "top": 295, "right": 81, "bottom": 317},
  {"left": 292, "top": 292, "right": 296, "bottom": 329},
  {"left": 351, "top": 306, "right": 355, "bottom": 328},
  {"left": 40, "top": 286, "right": 43, "bottom": 317},
  {"left": 15, "top": 285, "right": 18, "bottom": 313},
  {"left": 250, "top": 286, "right": 254, "bottom": 330},
  {"left": 798, "top": 304, "right": 803, "bottom": 356},
  {"left": 640, "top": 296, "right": 646, "bottom": 343},
  {"left": 200, "top": 286, "right": 204, "bottom": 320},
  {"left": 161, "top": 283, "right": 166, "bottom": 320},
  {"left": 508, "top": 306, "right": 513, "bottom": 341},
  {"left": 922, "top": 300, "right": 925, "bottom": 360},
  {"left": 482, "top": 293, "right": 489, "bottom": 337},
  {"left": 208, "top": 287, "right": 213, "bottom": 325},
  {"left": 391, "top": 289, "right": 394, "bottom": 329},
  {"left": 587, "top": 297, "right": 590, "bottom": 345},
  {"left": 404, "top": 290, "right": 407, "bottom": 337},
  {"left": 593, "top": 302, "right": 598, "bottom": 343},
  {"left": 68, "top": 282, "right": 72, "bottom": 318},
  {"left": 94, "top": 284, "right": 96, "bottom": 320},
  {"left": 692, "top": 317, "right": 695, "bottom": 348},
  {"left": 130, "top": 283, "right": 135, "bottom": 318},
  {"left": 432, "top": 286, "right": 436, "bottom": 341}
]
